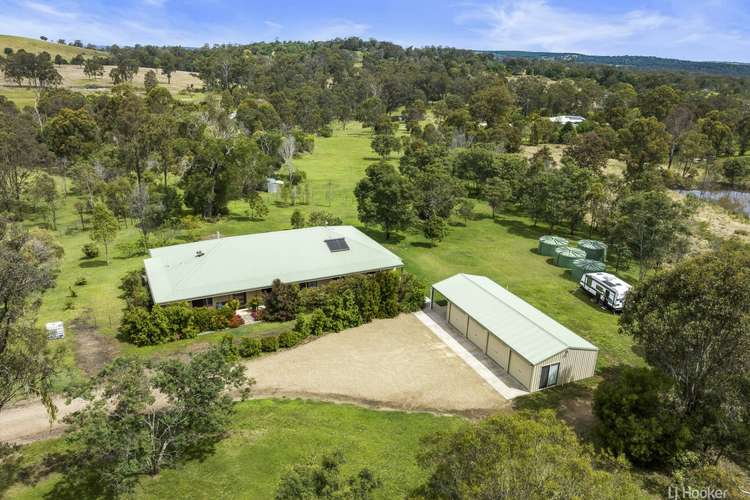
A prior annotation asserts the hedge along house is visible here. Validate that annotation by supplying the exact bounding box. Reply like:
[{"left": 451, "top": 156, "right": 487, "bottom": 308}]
[
  {"left": 144, "top": 226, "right": 403, "bottom": 307},
  {"left": 430, "top": 274, "right": 598, "bottom": 392}
]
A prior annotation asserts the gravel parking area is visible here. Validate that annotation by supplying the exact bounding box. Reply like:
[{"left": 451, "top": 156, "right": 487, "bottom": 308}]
[{"left": 246, "top": 314, "right": 509, "bottom": 415}]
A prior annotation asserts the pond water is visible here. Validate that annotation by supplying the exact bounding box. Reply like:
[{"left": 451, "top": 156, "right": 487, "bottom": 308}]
[{"left": 678, "top": 189, "right": 750, "bottom": 216}]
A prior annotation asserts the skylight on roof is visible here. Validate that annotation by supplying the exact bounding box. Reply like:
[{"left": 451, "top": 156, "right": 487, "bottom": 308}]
[{"left": 325, "top": 238, "right": 349, "bottom": 252}]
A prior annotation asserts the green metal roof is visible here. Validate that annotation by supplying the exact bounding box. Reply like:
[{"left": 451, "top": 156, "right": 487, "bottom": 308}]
[
  {"left": 145, "top": 226, "right": 403, "bottom": 304},
  {"left": 432, "top": 274, "right": 598, "bottom": 365}
]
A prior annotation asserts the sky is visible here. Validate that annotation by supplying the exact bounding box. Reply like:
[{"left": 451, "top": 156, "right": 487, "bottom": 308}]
[{"left": 2, "top": 0, "right": 750, "bottom": 62}]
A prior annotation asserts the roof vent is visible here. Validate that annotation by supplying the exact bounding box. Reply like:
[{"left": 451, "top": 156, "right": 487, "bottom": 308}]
[
  {"left": 196, "top": 250, "right": 204, "bottom": 257},
  {"left": 325, "top": 238, "right": 349, "bottom": 252}
]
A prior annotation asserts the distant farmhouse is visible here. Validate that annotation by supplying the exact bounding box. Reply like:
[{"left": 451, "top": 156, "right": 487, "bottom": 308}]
[
  {"left": 549, "top": 115, "right": 586, "bottom": 125},
  {"left": 431, "top": 274, "right": 598, "bottom": 392},
  {"left": 144, "top": 226, "right": 403, "bottom": 307}
]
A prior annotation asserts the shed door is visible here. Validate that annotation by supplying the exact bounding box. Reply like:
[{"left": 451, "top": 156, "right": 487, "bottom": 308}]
[
  {"left": 467, "top": 318, "right": 488, "bottom": 352},
  {"left": 487, "top": 336, "right": 510, "bottom": 370},
  {"left": 448, "top": 303, "right": 469, "bottom": 335}
]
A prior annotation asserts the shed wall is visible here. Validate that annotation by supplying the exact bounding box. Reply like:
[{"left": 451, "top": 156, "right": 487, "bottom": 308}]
[
  {"left": 529, "top": 349, "right": 598, "bottom": 391},
  {"left": 448, "top": 303, "right": 469, "bottom": 335}
]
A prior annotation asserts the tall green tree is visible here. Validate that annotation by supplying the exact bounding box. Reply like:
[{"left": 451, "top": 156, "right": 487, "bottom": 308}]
[
  {"left": 483, "top": 177, "right": 512, "bottom": 218},
  {"left": 370, "top": 134, "right": 402, "bottom": 159},
  {"left": 0, "top": 98, "right": 51, "bottom": 213},
  {"left": 90, "top": 201, "right": 119, "bottom": 264},
  {"left": 412, "top": 410, "right": 645, "bottom": 499},
  {"left": 611, "top": 191, "right": 688, "bottom": 279},
  {"left": 52, "top": 348, "right": 253, "bottom": 498},
  {"left": 723, "top": 157, "right": 750, "bottom": 187},
  {"left": 29, "top": 172, "right": 58, "bottom": 229},
  {"left": 620, "top": 242, "right": 750, "bottom": 462},
  {"left": 43, "top": 108, "right": 98, "bottom": 195},
  {"left": 354, "top": 162, "right": 414, "bottom": 240},
  {"left": 0, "top": 225, "right": 62, "bottom": 422},
  {"left": 617, "top": 117, "right": 670, "bottom": 184}
]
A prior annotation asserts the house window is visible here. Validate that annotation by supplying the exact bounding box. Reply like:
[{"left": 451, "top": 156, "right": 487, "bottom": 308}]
[
  {"left": 586, "top": 276, "right": 593, "bottom": 287},
  {"left": 539, "top": 363, "right": 560, "bottom": 389},
  {"left": 232, "top": 293, "right": 247, "bottom": 306},
  {"left": 191, "top": 297, "right": 214, "bottom": 308}
]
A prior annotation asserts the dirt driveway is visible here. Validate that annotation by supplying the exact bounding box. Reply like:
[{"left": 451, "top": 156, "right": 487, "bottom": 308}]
[{"left": 246, "top": 314, "right": 509, "bottom": 416}]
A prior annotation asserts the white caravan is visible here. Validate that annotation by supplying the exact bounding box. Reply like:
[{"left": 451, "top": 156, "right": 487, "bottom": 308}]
[{"left": 579, "top": 272, "right": 631, "bottom": 312}]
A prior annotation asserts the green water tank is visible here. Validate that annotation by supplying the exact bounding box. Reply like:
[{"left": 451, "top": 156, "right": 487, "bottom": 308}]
[
  {"left": 538, "top": 235, "right": 569, "bottom": 257},
  {"left": 554, "top": 247, "right": 587, "bottom": 268},
  {"left": 577, "top": 239, "right": 608, "bottom": 262},
  {"left": 570, "top": 258, "right": 606, "bottom": 281}
]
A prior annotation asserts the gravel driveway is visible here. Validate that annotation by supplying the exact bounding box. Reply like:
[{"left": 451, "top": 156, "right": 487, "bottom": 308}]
[{"left": 246, "top": 313, "right": 509, "bottom": 415}]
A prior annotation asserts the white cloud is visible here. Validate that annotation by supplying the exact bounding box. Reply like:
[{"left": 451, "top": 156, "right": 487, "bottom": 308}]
[
  {"left": 456, "top": 0, "right": 668, "bottom": 52},
  {"left": 264, "top": 20, "right": 283, "bottom": 31},
  {"left": 142, "top": 0, "right": 167, "bottom": 7},
  {"left": 454, "top": 0, "right": 750, "bottom": 62},
  {"left": 24, "top": 1, "right": 77, "bottom": 19}
]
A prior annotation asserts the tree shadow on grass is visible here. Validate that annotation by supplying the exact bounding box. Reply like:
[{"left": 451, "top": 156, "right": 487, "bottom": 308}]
[
  {"left": 410, "top": 241, "right": 433, "bottom": 248},
  {"left": 513, "top": 382, "right": 597, "bottom": 440},
  {"left": 357, "top": 226, "right": 405, "bottom": 245},
  {"left": 570, "top": 288, "right": 617, "bottom": 316},
  {"left": 493, "top": 217, "right": 547, "bottom": 241},
  {"left": 78, "top": 260, "right": 107, "bottom": 268}
]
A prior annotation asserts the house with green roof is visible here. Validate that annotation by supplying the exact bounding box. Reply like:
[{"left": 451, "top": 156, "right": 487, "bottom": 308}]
[
  {"left": 144, "top": 226, "right": 403, "bottom": 307},
  {"left": 431, "top": 273, "right": 598, "bottom": 392}
]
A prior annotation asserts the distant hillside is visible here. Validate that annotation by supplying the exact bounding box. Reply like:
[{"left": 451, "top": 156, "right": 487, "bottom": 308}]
[
  {"left": 489, "top": 50, "right": 750, "bottom": 78},
  {"left": 0, "top": 34, "right": 105, "bottom": 60}
]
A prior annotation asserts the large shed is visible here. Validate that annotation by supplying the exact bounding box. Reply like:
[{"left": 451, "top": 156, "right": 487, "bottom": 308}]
[{"left": 431, "top": 274, "right": 598, "bottom": 392}]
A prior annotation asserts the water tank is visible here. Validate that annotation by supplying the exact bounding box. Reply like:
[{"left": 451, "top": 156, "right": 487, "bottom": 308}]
[
  {"left": 538, "top": 235, "right": 569, "bottom": 257},
  {"left": 570, "top": 258, "right": 606, "bottom": 281},
  {"left": 554, "top": 247, "right": 587, "bottom": 268},
  {"left": 577, "top": 239, "right": 608, "bottom": 262}
]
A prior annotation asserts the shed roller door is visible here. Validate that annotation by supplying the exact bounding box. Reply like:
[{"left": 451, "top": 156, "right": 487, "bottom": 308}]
[
  {"left": 467, "top": 318, "right": 488, "bottom": 352},
  {"left": 487, "top": 336, "right": 510, "bottom": 370},
  {"left": 448, "top": 303, "right": 469, "bottom": 335}
]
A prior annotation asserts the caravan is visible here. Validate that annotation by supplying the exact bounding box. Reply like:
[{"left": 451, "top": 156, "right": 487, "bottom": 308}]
[{"left": 579, "top": 272, "right": 632, "bottom": 312}]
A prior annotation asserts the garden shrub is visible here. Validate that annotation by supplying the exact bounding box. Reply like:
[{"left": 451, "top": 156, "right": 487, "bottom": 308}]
[
  {"left": 228, "top": 314, "right": 244, "bottom": 328},
  {"left": 119, "top": 269, "right": 152, "bottom": 309},
  {"left": 593, "top": 367, "right": 691, "bottom": 467},
  {"left": 375, "top": 271, "right": 400, "bottom": 318},
  {"left": 119, "top": 306, "right": 157, "bottom": 346},
  {"left": 278, "top": 331, "right": 300, "bottom": 348},
  {"left": 261, "top": 335, "right": 279, "bottom": 352},
  {"left": 81, "top": 243, "right": 99, "bottom": 259},
  {"left": 309, "top": 309, "right": 327, "bottom": 336},
  {"left": 322, "top": 294, "right": 345, "bottom": 332},
  {"left": 219, "top": 334, "right": 240, "bottom": 361},
  {"left": 163, "top": 302, "right": 198, "bottom": 340},
  {"left": 293, "top": 315, "right": 310, "bottom": 338},
  {"left": 264, "top": 279, "right": 300, "bottom": 321},
  {"left": 398, "top": 272, "right": 425, "bottom": 312},
  {"left": 238, "top": 337, "right": 262, "bottom": 358},
  {"left": 318, "top": 124, "right": 333, "bottom": 137}
]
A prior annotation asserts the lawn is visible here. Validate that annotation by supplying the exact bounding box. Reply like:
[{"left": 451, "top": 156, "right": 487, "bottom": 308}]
[{"left": 5, "top": 399, "right": 462, "bottom": 499}]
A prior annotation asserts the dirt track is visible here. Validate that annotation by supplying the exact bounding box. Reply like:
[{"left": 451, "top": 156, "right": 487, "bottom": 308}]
[
  {"left": 0, "top": 314, "right": 508, "bottom": 443},
  {"left": 246, "top": 314, "right": 509, "bottom": 415}
]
